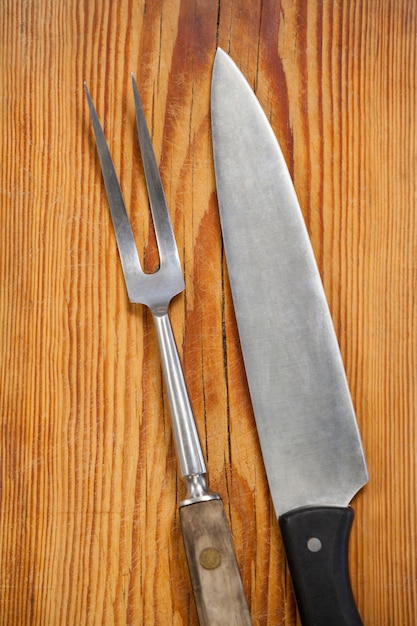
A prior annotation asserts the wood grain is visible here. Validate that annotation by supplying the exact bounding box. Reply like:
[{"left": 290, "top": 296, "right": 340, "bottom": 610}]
[{"left": 0, "top": 0, "right": 416, "bottom": 623}]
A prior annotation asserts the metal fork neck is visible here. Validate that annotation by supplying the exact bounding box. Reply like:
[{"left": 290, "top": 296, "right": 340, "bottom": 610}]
[
  {"left": 153, "top": 312, "right": 220, "bottom": 506},
  {"left": 150, "top": 304, "right": 169, "bottom": 317},
  {"left": 181, "top": 474, "right": 221, "bottom": 507}
]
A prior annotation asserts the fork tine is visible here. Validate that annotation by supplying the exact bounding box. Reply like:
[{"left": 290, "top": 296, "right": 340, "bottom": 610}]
[
  {"left": 85, "top": 80, "right": 184, "bottom": 309},
  {"left": 131, "top": 74, "right": 182, "bottom": 269},
  {"left": 84, "top": 83, "right": 144, "bottom": 298}
]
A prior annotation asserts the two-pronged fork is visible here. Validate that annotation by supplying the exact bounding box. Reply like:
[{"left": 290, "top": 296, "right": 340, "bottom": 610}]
[{"left": 85, "top": 76, "right": 251, "bottom": 625}]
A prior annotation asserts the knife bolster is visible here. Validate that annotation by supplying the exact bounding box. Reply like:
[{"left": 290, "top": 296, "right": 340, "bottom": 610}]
[
  {"left": 180, "top": 498, "right": 252, "bottom": 625},
  {"left": 279, "top": 506, "right": 363, "bottom": 626}
]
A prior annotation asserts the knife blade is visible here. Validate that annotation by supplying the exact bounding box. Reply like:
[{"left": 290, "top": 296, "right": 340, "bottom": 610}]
[{"left": 211, "top": 48, "right": 368, "bottom": 626}]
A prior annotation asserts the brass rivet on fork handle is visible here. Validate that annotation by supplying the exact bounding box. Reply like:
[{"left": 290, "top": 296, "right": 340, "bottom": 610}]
[{"left": 200, "top": 548, "right": 222, "bottom": 570}]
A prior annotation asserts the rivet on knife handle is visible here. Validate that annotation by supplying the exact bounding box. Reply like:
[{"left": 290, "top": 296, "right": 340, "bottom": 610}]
[{"left": 85, "top": 75, "right": 251, "bottom": 625}]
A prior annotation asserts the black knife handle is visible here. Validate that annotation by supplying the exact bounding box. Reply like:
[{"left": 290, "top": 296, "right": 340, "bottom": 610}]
[{"left": 279, "top": 506, "right": 363, "bottom": 626}]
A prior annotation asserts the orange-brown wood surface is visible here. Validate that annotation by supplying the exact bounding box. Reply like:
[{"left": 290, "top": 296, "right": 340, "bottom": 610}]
[{"left": 1, "top": 1, "right": 416, "bottom": 624}]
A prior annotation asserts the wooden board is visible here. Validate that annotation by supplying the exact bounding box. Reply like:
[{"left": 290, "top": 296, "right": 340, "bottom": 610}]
[{"left": 0, "top": 0, "right": 416, "bottom": 623}]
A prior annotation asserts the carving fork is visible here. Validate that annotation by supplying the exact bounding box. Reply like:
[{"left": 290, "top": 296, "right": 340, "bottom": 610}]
[{"left": 85, "top": 77, "right": 251, "bottom": 625}]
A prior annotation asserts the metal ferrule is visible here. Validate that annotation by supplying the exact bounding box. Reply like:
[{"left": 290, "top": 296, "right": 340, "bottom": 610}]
[{"left": 180, "top": 473, "right": 221, "bottom": 507}]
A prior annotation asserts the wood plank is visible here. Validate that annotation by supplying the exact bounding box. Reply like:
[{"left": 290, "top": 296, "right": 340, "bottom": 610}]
[{"left": 0, "top": 0, "right": 416, "bottom": 623}]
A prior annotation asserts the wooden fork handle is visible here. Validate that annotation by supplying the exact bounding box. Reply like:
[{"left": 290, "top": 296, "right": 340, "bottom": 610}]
[{"left": 180, "top": 498, "right": 252, "bottom": 625}]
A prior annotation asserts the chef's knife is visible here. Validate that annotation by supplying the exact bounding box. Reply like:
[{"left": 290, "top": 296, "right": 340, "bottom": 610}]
[{"left": 211, "top": 48, "right": 368, "bottom": 626}]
